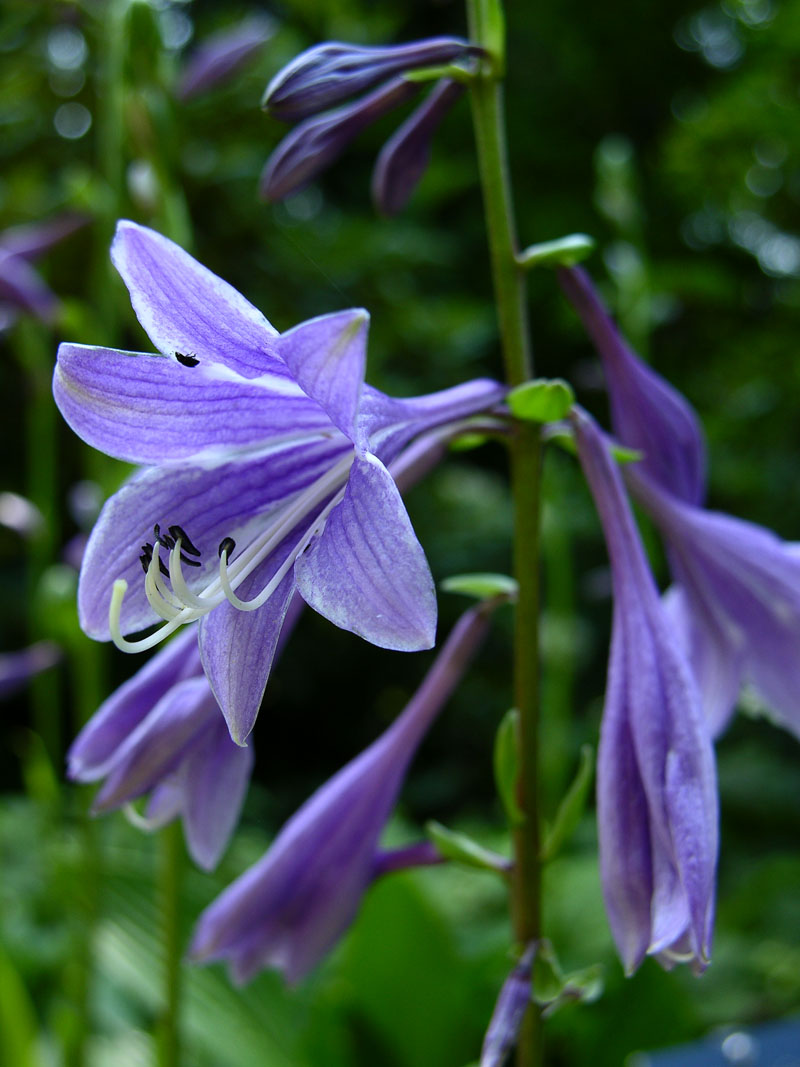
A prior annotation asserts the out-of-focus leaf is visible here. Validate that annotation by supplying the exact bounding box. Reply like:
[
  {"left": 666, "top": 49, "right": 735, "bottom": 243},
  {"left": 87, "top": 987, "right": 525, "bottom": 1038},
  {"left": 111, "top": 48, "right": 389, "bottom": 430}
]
[
  {"left": 0, "top": 943, "right": 38, "bottom": 1067},
  {"left": 540, "top": 745, "right": 594, "bottom": 862},
  {"left": 441, "top": 572, "right": 518, "bottom": 600},
  {"left": 425, "top": 820, "right": 510, "bottom": 874},
  {"left": 493, "top": 709, "right": 524, "bottom": 827}
]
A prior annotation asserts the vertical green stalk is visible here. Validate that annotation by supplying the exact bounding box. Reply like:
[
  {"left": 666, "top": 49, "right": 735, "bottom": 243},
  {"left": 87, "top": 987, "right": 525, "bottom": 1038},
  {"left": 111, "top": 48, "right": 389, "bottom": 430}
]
[
  {"left": 465, "top": 2, "right": 543, "bottom": 1063},
  {"left": 157, "top": 822, "right": 183, "bottom": 1067}
]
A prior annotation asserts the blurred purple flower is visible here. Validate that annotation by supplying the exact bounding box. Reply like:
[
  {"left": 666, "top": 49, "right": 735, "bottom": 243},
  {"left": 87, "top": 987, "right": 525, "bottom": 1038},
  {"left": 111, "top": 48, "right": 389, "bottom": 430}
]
[
  {"left": 176, "top": 15, "right": 274, "bottom": 102},
  {"left": 68, "top": 627, "right": 251, "bottom": 871},
  {"left": 53, "top": 221, "right": 505, "bottom": 743},
  {"left": 0, "top": 213, "right": 87, "bottom": 331},
  {"left": 260, "top": 37, "right": 479, "bottom": 205},
  {"left": 0, "top": 641, "right": 61, "bottom": 699},
  {"left": 480, "top": 945, "right": 535, "bottom": 1067},
  {"left": 188, "top": 601, "right": 495, "bottom": 984},
  {"left": 574, "top": 408, "right": 717, "bottom": 975}
]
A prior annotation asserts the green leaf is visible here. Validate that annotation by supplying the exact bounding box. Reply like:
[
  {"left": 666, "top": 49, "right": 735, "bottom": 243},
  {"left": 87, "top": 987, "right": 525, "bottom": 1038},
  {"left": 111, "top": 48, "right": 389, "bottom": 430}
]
[
  {"left": 508, "top": 379, "right": 575, "bottom": 424},
  {"left": 0, "top": 944, "right": 38, "bottom": 1067},
  {"left": 493, "top": 709, "right": 525, "bottom": 826},
  {"left": 516, "top": 233, "right": 596, "bottom": 269},
  {"left": 541, "top": 745, "right": 595, "bottom": 862},
  {"left": 403, "top": 63, "right": 475, "bottom": 85},
  {"left": 531, "top": 941, "right": 604, "bottom": 1018},
  {"left": 448, "top": 433, "right": 490, "bottom": 452},
  {"left": 440, "top": 572, "right": 518, "bottom": 600},
  {"left": 425, "top": 821, "right": 510, "bottom": 874},
  {"left": 482, "top": 0, "right": 506, "bottom": 71}
]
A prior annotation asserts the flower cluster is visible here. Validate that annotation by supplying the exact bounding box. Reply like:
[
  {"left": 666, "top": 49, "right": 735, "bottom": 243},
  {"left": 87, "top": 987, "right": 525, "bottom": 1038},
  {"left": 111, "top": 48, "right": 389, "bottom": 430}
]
[{"left": 260, "top": 38, "right": 480, "bottom": 213}]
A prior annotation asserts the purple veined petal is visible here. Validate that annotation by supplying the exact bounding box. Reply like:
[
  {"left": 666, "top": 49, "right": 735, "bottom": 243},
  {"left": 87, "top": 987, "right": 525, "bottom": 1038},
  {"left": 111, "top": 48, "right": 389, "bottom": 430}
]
[
  {"left": 263, "top": 37, "right": 475, "bottom": 121},
  {"left": 77, "top": 435, "right": 351, "bottom": 639},
  {"left": 110, "top": 221, "right": 287, "bottom": 379},
  {"left": 0, "top": 641, "right": 61, "bottom": 700},
  {"left": 275, "top": 308, "right": 368, "bottom": 442},
  {"left": 182, "top": 716, "right": 255, "bottom": 869},
  {"left": 92, "top": 676, "right": 217, "bottom": 812},
  {"left": 0, "top": 212, "right": 88, "bottom": 261},
  {"left": 199, "top": 539, "right": 298, "bottom": 745},
  {"left": 176, "top": 15, "right": 275, "bottom": 102},
  {"left": 68, "top": 626, "right": 201, "bottom": 780},
  {"left": 0, "top": 251, "right": 59, "bottom": 321},
  {"left": 294, "top": 451, "right": 436, "bottom": 652},
  {"left": 558, "top": 266, "right": 706, "bottom": 506},
  {"left": 260, "top": 77, "right": 420, "bottom": 202},
  {"left": 54, "top": 342, "right": 334, "bottom": 465},
  {"left": 372, "top": 79, "right": 466, "bottom": 216}
]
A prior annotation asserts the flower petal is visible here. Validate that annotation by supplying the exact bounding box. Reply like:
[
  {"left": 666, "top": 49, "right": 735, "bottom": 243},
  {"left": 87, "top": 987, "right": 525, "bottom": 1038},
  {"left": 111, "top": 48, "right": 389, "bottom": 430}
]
[
  {"left": 275, "top": 309, "right": 368, "bottom": 441},
  {"left": 294, "top": 451, "right": 436, "bottom": 651},
  {"left": 0, "top": 252, "right": 58, "bottom": 320},
  {"left": 54, "top": 343, "right": 333, "bottom": 464},
  {"left": 182, "top": 717, "right": 255, "bottom": 869},
  {"left": 110, "top": 221, "right": 285, "bottom": 378}
]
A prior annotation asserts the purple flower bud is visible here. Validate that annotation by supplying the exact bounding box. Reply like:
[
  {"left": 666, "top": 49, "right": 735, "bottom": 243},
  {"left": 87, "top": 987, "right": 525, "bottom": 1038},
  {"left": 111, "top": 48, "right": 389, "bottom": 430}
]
[
  {"left": 0, "top": 641, "right": 61, "bottom": 699},
  {"left": 574, "top": 407, "right": 718, "bottom": 975},
  {"left": 176, "top": 15, "right": 275, "bottom": 102},
  {"left": 188, "top": 603, "right": 494, "bottom": 984},
  {"left": 260, "top": 76, "right": 420, "bottom": 201},
  {"left": 480, "top": 945, "right": 535, "bottom": 1067},
  {"left": 0, "top": 213, "right": 88, "bottom": 327},
  {"left": 372, "top": 78, "right": 466, "bottom": 216},
  {"left": 263, "top": 37, "right": 475, "bottom": 121}
]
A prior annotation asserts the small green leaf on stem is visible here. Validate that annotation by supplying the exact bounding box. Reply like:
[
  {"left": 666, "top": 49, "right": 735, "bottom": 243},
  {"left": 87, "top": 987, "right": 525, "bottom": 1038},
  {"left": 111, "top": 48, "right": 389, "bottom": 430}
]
[
  {"left": 540, "top": 744, "right": 594, "bottom": 862},
  {"left": 425, "top": 821, "right": 511, "bottom": 874},
  {"left": 448, "top": 432, "right": 490, "bottom": 452},
  {"left": 403, "top": 63, "right": 476, "bottom": 85},
  {"left": 482, "top": 0, "right": 506, "bottom": 72},
  {"left": 494, "top": 708, "right": 525, "bottom": 826},
  {"left": 441, "top": 572, "right": 518, "bottom": 600},
  {"left": 532, "top": 940, "right": 604, "bottom": 1018},
  {"left": 508, "top": 379, "right": 575, "bottom": 424},
  {"left": 516, "top": 233, "right": 596, "bottom": 270}
]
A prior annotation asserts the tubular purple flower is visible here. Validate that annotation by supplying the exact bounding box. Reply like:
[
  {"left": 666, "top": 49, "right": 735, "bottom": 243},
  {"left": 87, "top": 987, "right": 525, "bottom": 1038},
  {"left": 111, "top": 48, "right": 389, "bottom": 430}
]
[
  {"left": 53, "top": 222, "right": 506, "bottom": 743},
  {"left": 188, "top": 601, "right": 496, "bottom": 985},
  {"left": 263, "top": 38, "right": 476, "bottom": 121},
  {"left": 558, "top": 266, "right": 706, "bottom": 506},
  {"left": 176, "top": 15, "right": 275, "bottom": 102},
  {"left": 372, "top": 78, "right": 466, "bottom": 216},
  {"left": 574, "top": 407, "right": 718, "bottom": 975},
  {"left": 259, "top": 77, "right": 420, "bottom": 202},
  {"left": 68, "top": 628, "right": 252, "bottom": 871},
  {"left": 480, "top": 945, "right": 535, "bottom": 1067}
]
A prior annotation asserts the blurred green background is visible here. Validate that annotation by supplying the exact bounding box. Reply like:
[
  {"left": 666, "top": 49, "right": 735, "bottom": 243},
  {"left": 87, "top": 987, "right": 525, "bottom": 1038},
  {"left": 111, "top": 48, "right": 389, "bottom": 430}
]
[{"left": 1, "top": 0, "right": 799, "bottom": 1063}]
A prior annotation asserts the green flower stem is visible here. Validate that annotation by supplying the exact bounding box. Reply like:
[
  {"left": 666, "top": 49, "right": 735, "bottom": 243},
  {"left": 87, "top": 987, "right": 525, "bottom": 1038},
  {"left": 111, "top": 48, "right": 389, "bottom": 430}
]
[
  {"left": 157, "top": 822, "right": 184, "bottom": 1067},
  {"left": 466, "top": 2, "right": 543, "bottom": 1064}
]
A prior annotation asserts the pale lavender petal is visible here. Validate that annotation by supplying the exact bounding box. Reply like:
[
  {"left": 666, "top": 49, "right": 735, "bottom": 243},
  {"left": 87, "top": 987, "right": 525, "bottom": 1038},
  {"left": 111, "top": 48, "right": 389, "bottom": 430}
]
[
  {"left": 182, "top": 717, "right": 255, "bottom": 869},
  {"left": 0, "top": 213, "right": 88, "bottom": 260},
  {"left": 68, "top": 626, "right": 200, "bottom": 780},
  {"left": 260, "top": 78, "right": 420, "bottom": 202},
  {"left": 54, "top": 343, "right": 333, "bottom": 464},
  {"left": 372, "top": 79, "right": 465, "bottom": 216},
  {"left": 275, "top": 309, "right": 368, "bottom": 441},
  {"left": 0, "top": 641, "right": 61, "bottom": 700},
  {"left": 294, "top": 451, "right": 436, "bottom": 651},
  {"left": 77, "top": 436, "right": 350, "bottom": 638},
  {"left": 0, "top": 252, "right": 58, "bottom": 321},
  {"left": 92, "top": 677, "right": 217, "bottom": 811},
  {"left": 110, "top": 221, "right": 286, "bottom": 378},
  {"left": 559, "top": 266, "right": 706, "bottom": 506},
  {"left": 142, "top": 780, "right": 184, "bottom": 829},
  {"left": 264, "top": 37, "right": 475, "bottom": 121},
  {"left": 0, "top": 492, "right": 44, "bottom": 538},
  {"left": 176, "top": 15, "right": 274, "bottom": 102}
]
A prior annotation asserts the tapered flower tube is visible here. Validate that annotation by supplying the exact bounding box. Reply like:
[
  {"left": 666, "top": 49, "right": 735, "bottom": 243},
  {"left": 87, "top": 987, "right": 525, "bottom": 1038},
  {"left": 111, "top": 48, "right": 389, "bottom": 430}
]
[
  {"left": 176, "top": 15, "right": 275, "bottom": 102},
  {"left": 188, "top": 601, "right": 497, "bottom": 984},
  {"left": 68, "top": 627, "right": 251, "bottom": 871},
  {"left": 53, "top": 222, "right": 505, "bottom": 742},
  {"left": 263, "top": 38, "right": 476, "bottom": 121},
  {"left": 372, "top": 79, "right": 466, "bottom": 216},
  {"left": 558, "top": 265, "right": 706, "bottom": 506},
  {"left": 574, "top": 408, "right": 718, "bottom": 974}
]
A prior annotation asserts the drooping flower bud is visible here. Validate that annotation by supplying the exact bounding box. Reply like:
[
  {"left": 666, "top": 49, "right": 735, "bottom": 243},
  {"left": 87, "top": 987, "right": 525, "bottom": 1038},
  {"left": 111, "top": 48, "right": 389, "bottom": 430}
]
[
  {"left": 176, "top": 15, "right": 275, "bottom": 102},
  {"left": 372, "top": 78, "right": 466, "bottom": 216},
  {"left": 263, "top": 37, "right": 475, "bottom": 121}
]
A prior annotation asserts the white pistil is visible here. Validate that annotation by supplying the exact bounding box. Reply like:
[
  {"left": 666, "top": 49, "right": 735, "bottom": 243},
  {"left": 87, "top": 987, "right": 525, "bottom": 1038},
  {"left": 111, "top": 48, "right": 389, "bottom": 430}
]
[{"left": 108, "top": 451, "right": 355, "bottom": 653}]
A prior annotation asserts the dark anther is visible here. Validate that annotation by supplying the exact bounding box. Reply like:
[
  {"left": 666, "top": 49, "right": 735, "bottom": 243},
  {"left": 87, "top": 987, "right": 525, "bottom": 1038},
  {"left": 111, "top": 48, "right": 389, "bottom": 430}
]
[
  {"left": 139, "top": 553, "right": 150, "bottom": 574},
  {"left": 152, "top": 524, "right": 175, "bottom": 549},
  {"left": 141, "top": 542, "right": 154, "bottom": 562},
  {"left": 168, "top": 525, "right": 200, "bottom": 555},
  {"left": 180, "top": 555, "right": 202, "bottom": 568},
  {"left": 140, "top": 541, "right": 169, "bottom": 577},
  {"left": 175, "top": 351, "right": 200, "bottom": 367},
  {"left": 218, "top": 537, "right": 236, "bottom": 559}
]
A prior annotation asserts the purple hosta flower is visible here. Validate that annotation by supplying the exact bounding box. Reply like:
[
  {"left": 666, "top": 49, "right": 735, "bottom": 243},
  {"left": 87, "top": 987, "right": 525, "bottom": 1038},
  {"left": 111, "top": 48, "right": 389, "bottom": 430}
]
[
  {"left": 629, "top": 467, "right": 800, "bottom": 741},
  {"left": 372, "top": 78, "right": 466, "bottom": 216},
  {"left": 0, "top": 213, "right": 87, "bottom": 330},
  {"left": 68, "top": 626, "right": 251, "bottom": 871},
  {"left": 558, "top": 265, "right": 706, "bottom": 506},
  {"left": 0, "top": 641, "right": 61, "bottom": 699},
  {"left": 260, "top": 38, "right": 479, "bottom": 204},
  {"left": 176, "top": 15, "right": 275, "bottom": 102},
  {"left": 480, "top": 945, "right": 535, "bottom": 1067},
  {"left": 188, "top": 601, "right": 494, "bottom": 984},
  {"left": 53, "top": 221, "right": 505, "bottom": 743},
  {"left": 574, "top": 408, "right": 718, "bottom": 975}
]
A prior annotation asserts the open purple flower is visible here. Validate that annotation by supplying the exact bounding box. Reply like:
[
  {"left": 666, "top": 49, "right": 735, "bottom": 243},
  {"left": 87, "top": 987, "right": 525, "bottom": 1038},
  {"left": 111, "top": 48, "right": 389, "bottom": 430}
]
[
  {"left": 68, "top": 628, "right": 251, "bottom": 870},
  {"left": 574, "top": 408, "right": 718, "bottom": 975},
  {"left": 188, "top": 601, "right": 495, "bottom": 984},
  {"left": 53, "top": 221, "right": 505, "bottom": 742}
]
